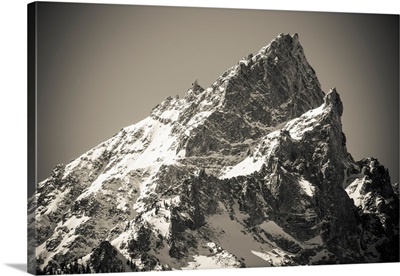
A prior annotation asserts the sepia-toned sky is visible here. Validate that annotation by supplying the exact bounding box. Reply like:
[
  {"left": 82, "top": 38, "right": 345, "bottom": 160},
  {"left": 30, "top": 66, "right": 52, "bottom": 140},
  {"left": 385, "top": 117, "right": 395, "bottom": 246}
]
[{"left": 34, "top": 2, "right": 399, "bottom": 195}]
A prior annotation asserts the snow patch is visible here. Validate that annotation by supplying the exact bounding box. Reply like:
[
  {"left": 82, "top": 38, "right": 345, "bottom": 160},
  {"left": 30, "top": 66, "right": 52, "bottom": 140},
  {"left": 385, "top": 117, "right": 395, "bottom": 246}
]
[
  {"left": 158, "top": 109, "right": 180, "bottom": 122},
  {"left": 142, "top": 208, "right": 171, "bottom": 237},
  {"left": 184, "top": 111, "right": 213, "bottom": 136},
  {"left": 309, "top": 249, "right": 331, "bottom": 264},
  {"left": 345, "top": 177, "right": 366, "bottom": 207},
  {"left": 63, "top": 215, "right": 90, "bottom": 231},
  {"left": 221, "top": 157, "right": 264, "bottom": 179},
  {"left": 182, "top": 242, "right": 240, "bottom": 270},
  {"left": 298, "top": 177, "right": 315, "bottom": 197},
  {"left": 259, "top": 221, "right": 298, "bottom": 243},
  {"left": 304, "top": 235, "right": 323, "bottom": 248},
  {"left": 76, "top": 173, "right": 109, "bottom": 200},
  {"left": 207, "top": 212, "right": 272, "bottom": 267},
  {"left": 221, "top": 131, "right": 281, "bottom": 179},
  {"left": 251, "top": 248, "right": 291, "bottom": 266},
  {"left": 44, "top": 188, "right": 71, "bottom": 215},
  {"left": 284, "top": 103, "right": 326, "bottom": 140}
]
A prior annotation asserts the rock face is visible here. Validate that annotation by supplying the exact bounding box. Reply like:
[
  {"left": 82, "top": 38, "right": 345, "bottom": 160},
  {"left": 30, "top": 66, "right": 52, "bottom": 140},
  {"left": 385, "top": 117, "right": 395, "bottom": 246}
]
[{"left": 28, "top": 33, "right": 399, "bottom": 274}]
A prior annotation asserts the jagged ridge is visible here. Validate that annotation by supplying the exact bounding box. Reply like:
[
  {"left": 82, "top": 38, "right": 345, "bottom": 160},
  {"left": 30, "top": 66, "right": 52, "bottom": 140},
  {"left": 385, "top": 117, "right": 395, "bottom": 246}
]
[{"left": 28, "top": 33, "right": 399, "bottom": 274}]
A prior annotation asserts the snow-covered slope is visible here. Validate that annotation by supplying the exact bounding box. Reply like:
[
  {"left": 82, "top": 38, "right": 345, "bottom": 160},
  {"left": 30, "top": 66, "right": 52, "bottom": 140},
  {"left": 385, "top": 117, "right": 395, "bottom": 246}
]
[{"left": 28, "top": 33, "right": 399, "bottom": 274}]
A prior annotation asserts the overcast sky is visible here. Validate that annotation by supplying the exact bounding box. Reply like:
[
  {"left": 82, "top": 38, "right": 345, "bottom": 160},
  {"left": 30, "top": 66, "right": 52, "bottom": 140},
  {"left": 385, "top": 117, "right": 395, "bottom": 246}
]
[{"left": 34, "top": 2, "right": 399, "bottom": 193}]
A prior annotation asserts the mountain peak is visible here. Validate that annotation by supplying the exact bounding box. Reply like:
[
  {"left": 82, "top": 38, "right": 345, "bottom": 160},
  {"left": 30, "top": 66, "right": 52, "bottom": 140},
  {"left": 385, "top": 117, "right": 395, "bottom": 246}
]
[
  {"left": 29, "top": 33, "right": 399, "bottom": 273},
  {"left": 268, "top": 32, "right": 300, "bottom": 51},
  {"left": 324, "top": 87, "right": 343, "bottom": 116},
  {"left": 184, "top": 79, "right": 205, "bottom": 102},
  {"left": 218, "top": 33, "right": 324, "bottom": 127}
]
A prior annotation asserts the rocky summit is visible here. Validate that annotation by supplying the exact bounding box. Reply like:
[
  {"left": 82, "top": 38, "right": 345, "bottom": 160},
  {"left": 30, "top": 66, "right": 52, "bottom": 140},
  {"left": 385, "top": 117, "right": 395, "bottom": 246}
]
[{"left": 28, "top": 33, "right": 399, "bottom": 274}]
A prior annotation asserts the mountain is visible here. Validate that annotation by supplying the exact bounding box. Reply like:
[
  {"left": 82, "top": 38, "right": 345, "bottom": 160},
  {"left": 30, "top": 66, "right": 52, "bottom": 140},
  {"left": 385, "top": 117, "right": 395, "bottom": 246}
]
[{"left": 28, "top": 33, "right": 399, "bottom": 274}]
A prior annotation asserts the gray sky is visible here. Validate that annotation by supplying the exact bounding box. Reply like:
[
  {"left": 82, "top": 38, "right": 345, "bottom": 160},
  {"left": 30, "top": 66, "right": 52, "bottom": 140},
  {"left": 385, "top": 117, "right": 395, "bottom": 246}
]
[{"left": 35, "top": 3, "right": 399, "bottom": 193}]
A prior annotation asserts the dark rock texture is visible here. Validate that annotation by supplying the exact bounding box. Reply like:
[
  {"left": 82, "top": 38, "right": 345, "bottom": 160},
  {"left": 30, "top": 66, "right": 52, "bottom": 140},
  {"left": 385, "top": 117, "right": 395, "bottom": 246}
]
[{"left": 28, "top": 33, "right": 399, "bottom": 274}]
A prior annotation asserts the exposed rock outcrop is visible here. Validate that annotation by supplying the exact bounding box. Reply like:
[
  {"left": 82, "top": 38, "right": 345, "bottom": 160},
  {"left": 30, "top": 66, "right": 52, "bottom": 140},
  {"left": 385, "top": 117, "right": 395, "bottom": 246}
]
[{"left": 28, "top": 33, "right": 399, "bottom": 274}]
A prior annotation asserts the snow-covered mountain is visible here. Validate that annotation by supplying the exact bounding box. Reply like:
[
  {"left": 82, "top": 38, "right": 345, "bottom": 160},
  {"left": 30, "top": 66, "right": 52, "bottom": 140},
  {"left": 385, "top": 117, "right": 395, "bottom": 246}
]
[{"left": 28, "top": 33, "right": 399, "bottom": 274}]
